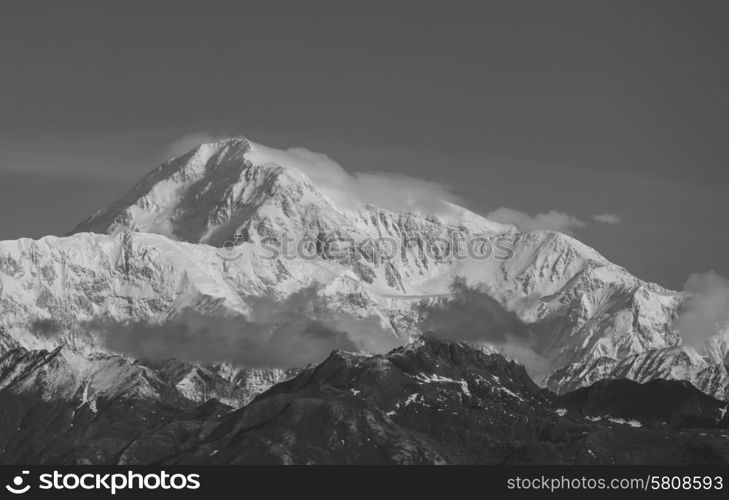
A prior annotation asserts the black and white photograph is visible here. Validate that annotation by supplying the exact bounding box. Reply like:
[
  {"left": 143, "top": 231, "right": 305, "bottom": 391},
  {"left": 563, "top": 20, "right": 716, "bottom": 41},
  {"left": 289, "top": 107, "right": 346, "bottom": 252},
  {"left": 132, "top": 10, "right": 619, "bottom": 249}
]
[{"left": 0, "top": 0, "right": 728, "bottom": 496}]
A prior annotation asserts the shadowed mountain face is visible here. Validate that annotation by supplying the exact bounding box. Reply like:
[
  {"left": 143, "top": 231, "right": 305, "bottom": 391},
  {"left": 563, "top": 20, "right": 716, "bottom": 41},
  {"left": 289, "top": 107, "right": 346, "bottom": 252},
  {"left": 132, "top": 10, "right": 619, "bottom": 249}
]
[
  {"left": 2, "top": 338, "right": 727, "bottom": 465},
  {"left": 558, "top": 378, "right": 729, "bottom": 428}
]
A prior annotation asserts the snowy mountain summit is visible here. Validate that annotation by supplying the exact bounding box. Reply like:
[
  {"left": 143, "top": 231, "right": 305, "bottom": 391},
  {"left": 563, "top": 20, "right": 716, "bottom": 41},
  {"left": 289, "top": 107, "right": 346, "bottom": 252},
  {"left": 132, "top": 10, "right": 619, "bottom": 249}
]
[
  {"left": 1, "top": 137, "right": 727, "bottom": 407},
  {"left": 74, "top": 138, "right": 512, "bottom": 246}
]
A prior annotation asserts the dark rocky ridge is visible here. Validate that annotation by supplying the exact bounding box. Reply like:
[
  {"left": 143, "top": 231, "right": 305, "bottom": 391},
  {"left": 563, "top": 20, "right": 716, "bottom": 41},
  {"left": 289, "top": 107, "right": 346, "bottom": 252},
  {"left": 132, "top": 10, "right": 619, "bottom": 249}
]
[
  {"left": 558, "top": 378, "right": 729, "bottom": 428},
  {"left": 1, "top": 337, "right": 728, "bottom": 465}
]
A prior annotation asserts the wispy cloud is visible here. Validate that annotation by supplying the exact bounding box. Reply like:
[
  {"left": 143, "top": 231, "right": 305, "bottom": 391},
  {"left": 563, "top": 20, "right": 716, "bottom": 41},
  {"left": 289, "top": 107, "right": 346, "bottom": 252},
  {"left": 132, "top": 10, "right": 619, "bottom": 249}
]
[
  {"left": 593, "top": 213, "right": 621, "bottom": 224},
  {"left": 245, "top": 142, "right": 462, "bottom": 217},
  {"left": 485, "top": 207, "right": 586, "bottom": 236},
  {"left": 162, "top": 132, "right": 226, "bottom": 160}
]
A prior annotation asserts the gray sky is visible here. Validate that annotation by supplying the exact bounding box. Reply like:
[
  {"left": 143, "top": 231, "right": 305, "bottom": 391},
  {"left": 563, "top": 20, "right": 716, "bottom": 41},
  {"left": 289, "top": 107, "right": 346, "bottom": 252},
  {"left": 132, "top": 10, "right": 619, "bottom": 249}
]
[{"left": 1, "top": 0, "right": 727, "bottom": 289}]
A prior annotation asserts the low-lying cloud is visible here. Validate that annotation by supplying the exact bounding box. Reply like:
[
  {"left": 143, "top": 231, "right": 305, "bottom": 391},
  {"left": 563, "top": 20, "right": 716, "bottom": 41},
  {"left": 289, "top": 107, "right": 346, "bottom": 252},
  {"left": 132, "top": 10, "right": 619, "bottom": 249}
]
[
  {"left": 37, "top": 277, "right": 552, "bottom": 380},
  {"left": 80, "top": 286, "right": 402, "bottom": 368},
  {"left": 418, "top": 277, "right": 548, "bottom": 378},
  {"left": 485, "top": 207, "right": 586, "bottom": 236},
  {"left": 673, "top": 270, "right": 729, "bottom": 350}
]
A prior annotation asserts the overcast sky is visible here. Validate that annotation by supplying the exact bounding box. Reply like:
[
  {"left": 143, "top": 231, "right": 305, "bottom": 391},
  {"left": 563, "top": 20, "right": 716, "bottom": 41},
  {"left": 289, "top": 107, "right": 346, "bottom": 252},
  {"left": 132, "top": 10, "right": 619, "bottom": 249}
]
[{"left": 1, "top": 0, "right": 727, "bottom": 289}]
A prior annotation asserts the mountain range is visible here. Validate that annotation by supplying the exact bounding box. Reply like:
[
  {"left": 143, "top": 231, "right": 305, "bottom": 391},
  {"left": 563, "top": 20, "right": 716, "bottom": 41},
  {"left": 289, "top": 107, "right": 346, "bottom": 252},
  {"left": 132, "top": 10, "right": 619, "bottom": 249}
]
[{"left": 0, "top": 137, "right": 727, "bottom": 464}]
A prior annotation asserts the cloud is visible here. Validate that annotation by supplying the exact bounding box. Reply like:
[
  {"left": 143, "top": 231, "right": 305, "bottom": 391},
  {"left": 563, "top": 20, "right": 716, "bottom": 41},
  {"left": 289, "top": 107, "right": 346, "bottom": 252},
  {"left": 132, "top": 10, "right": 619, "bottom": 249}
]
[
  {"left": 485, "top": 207, "right": 586, "bottom": 235},
  {"left": 418, "top": 278, "right": 529, "bottom": 343},
  {"left": 86, "top": 286, "right": 402, "bottom": 368},
  {"left": 244, "top": 142, "right": 461, "bottom": 217},
  {"left": 593, "top": 213, "right": 621, "bottom": 224},
  {"left": 673, "top": 270, "right": 729, "bottom": 350},
  {"left": 418, "top": 277, "right": 548, "bottom": 379}
]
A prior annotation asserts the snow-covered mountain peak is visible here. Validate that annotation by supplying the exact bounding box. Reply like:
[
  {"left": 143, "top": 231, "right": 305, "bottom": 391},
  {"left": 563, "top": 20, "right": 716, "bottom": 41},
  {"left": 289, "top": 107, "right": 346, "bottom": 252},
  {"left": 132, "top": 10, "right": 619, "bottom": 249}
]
[
  {"left": 73, "top": 137, "right": 343, "bottom": 244},
  {"left": 72, "top": 137, "right": 517, "bottom": 249}
]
